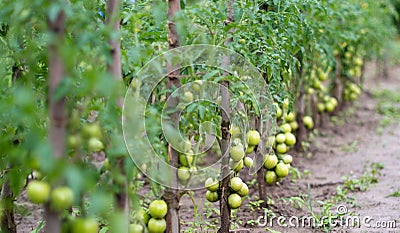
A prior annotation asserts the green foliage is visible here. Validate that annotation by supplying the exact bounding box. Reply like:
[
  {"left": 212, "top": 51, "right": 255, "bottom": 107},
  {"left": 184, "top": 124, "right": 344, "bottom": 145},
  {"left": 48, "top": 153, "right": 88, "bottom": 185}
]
[{"left": 0, "top": 0, "right": 397, "bottom": 231}]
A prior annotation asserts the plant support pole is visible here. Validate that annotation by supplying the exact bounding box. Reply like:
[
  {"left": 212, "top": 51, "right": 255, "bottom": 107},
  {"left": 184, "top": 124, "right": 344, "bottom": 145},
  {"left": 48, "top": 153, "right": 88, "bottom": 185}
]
[
  {"left": 106, "top": 0, "right": 129, "bottom": 229},
  {"left": 219, "top": 0, "right": 234, "bottom": 232},
  {"left": 45, "top": 10, "right": 66, "bottom": 233},
  {"left": 164, "top": 0, "right": 181, "bottom": 232}
]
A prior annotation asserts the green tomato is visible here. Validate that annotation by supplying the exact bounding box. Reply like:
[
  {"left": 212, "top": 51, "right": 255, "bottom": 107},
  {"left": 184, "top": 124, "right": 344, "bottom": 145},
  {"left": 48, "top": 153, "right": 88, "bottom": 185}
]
[
  {"left": 284, "top": 132, "right": 296, "bottom": 146},
  {"left": 205, "top": 190, "right": 219, "bottom": 202},
  {"left": 191, "top": 80, "right": 203, "bottom": 92},
  {"left": 230, "top": 145, "right": 245, "bottom": 162},
  {"left": 330, "top": 97, "right": 338, "bottom": 107},
  {"left": 83, "top": 123, "right": 102, "bottom": 139},
  {"left": 230, "top": 125, "right": 241, "bottom": 137},
  {"left": 264, "top": 154, "right": 278, "bottom": 169},
  {"left": 280, "top": 123, "right": 292, "bottom": 133},
  {"left": 51, "top": 186, "right": 74, "bottom": 211},
  {"left": 275, "top": 133, "right": 286, "bottom": 144},
  {"left": 243, "top": 157, "right": 253, "bottom": 168},
  {"left": 177, "top": 167, "right": 191, "bottom": 182},
  {"left": 245, "top": 145, "right": 254, "bottom": 154},
  {"left": 303, "top": 116, "right": 314, "bottom": 129},
  {"left": 282, "top": 154, "right": 293, "bottom": 164},
  {"left": 265, "top": 171, "right": 277, "bottom": 184},
  {"left": 181, "top": 91, "right": 194, "bottom": 103},
  {"left": 148, "top": 218, "right": 166, "bottom": 233},
  {"left": 285, "top": 112, "right": 295, "bottom": 122},
  {"left": 133, "top": 208, "right": 150, "bottom": 224},
  {"left": 306, "top": 87, "right": 314, "bottom": 95},
  {"left": 325, "top": 102, "right": 335, "bottom": 112},
  {"left": 149, "top": 200, "right": 168, "bottom": 219},
  {"left": 246, "top": 130, "right": 261, "bottom": 146},
  {"left": 317, "top": 103, "right": 325, "bottom": 113},
  {"left": 275, "top": 162, "right": 289, "bottom": 177},
  {"left": 205, "top": 177, "right": 219, "bottom": 192},
  {"left": 129, "top": 223, "right": 144, "bottom": 233},
  {"left": 289, "top": 121, "right": 299, "bottom": 131},
  {"left": 228, "top": 193, "right": 242, "bottom": 209},
  {"left": 318, "top": 71, "right": 328, "bottom": 81},
  {"left": 312, "top": 79, "right": 322, "bottom": 89},
  {"left": 229, "top": 177, "right": 243, "bottom": 192},
  {"left": 68, "top": 134, "right": 82, "bottom": 148},
  {"left": 232, "top": 159, "right": 244, "bottom": 172},
  {"left": 27, "top": 181, "right": 50, "bottom": 204},
  {"left": 103, "top": 158, "right": 111, "bottom": 170},
  {"left": 276, "top": 143, "right": 288, "bottom": 154},
  {"left": 354, "top": 57, "right": 363, "bottom": 66},
  {"left": 72, "top": 218, "right": 98, "bottom": 233},
  {"left": 88, "top": 137, "right": 104, "bottom": 152},
  {"left": 237, "top": 183, "right": 249, "bottom": 197},
  {"left": 179, "top": 153, "right": 193, "bottom": 167}
]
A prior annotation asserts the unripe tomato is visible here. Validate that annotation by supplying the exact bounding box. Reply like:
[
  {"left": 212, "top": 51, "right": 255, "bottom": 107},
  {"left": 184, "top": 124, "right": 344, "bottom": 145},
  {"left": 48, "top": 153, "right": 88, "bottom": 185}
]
[
  {"left": 27, "top": 181, "right": 50, "bottom": 204},
  {"left": 179, "top": 154, "right": 193, "bottom": 167},
  {"left": 317, "top": 103, "right": 325, "bottom": 113},
  {"left": 230, "top": 125, "right": 241, "bottom": 138},
  {"left": 83, "top": 123, "right": 102, "bottom": 139},
  {"left": 51, "top": 186, "right": 74, "bottom": 211},
  {"left": 285, "top": 112, "right": 295, "bottom": 122},
  {"left": 275, "top": 162, "right": 289, "bottom": 177},
  {"left": 149, "top": 200, "right": 168, "bottom": 219},
  {"left": 246, "top": 130, "right": 260, "bottom": 146},
  {"left": 325, "top": 102, "right": 335, "bottom": 112},
  {"left": 284, "top": 132, "right": 296, "bottom": 146},
  {"left": 232, "top": 159, "right": 244, "bottom": 172},
  {"left": 133, "top": 208, "right": 150, "bottom": 224},
  {"left": 205, "top": 177, "right": 219, "bottom": 192},
  {"left": 72, "top": 218, "right": 98, "bottom": 233},
  {"left": 228, "top": 193, "right": 242, "bottom": 209},
  {"left": 276, "top": 143, "right": 287, "bottom": 154},
  {"left": 177, "top": 167, "right": 191, "bottom": 182},
  {"left": 243, "top": 157, "right": 253, "bottom": 168},
  {"left": 303, "top": 116, "right": 314, "bottom": 129},
  {"left": 181, "top": 91, "right": 193, "bottom": 103},
  {"left": 280, "top": 123, "right": 292, "bottom": 133},
  {"left": 265, "top": 171, "right": 277, "bottom": 184},
  {"left": 245, "top": 145, "right": 254, "bottom": 154},
  {"left": 230, "top": 145, "right": 245, "bottom": 161},
  {"left": 88, "top": 137, "right": 104, "bottom": 152},
  {"left": 282, "top": 154, "right": 293, "bottom": 164},
  {"left": 264, "top": 154, "right": 278, "bottom": 169},
  {"left": 129, "top": 223, "right": 144, "bottom": 233},
  {"left": 148, "top": 218, "right": 166, "bottom": 233},
  {"left": 237, "top": 183, "right": 249, "bottom": 197},
  {"left": 289, "top": 121, "right": 299, "bottom": 131},
  {"left": 275, "top": 133, "right": 286, "bottom": 144},
  {"left": 229, "top": 177, "right": 243, "bottom": 192},
  {"left": 205, "top": 190, "right": 219, "bottom": 202}
]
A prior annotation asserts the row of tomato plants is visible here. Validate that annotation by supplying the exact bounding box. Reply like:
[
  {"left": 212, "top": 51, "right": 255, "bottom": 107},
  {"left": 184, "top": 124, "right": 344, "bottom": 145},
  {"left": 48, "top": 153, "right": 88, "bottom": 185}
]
[{"left": 0, "top": 0, "right": 397, "bottom": 232}]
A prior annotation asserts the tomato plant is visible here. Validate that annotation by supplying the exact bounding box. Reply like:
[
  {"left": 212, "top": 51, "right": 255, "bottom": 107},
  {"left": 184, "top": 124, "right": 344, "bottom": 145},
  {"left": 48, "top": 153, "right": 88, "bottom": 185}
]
[{"left": 0, "top": 0, "right": 397, "bottom": 232}]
